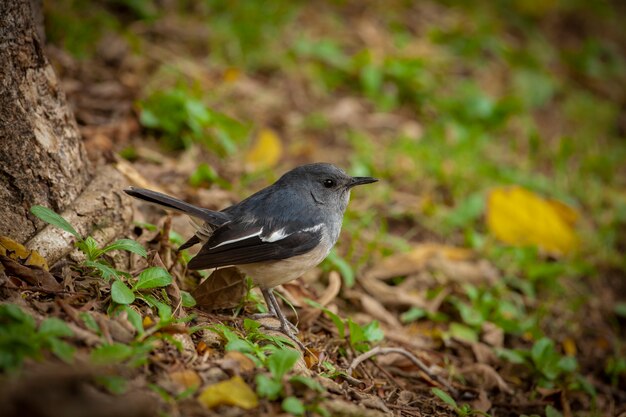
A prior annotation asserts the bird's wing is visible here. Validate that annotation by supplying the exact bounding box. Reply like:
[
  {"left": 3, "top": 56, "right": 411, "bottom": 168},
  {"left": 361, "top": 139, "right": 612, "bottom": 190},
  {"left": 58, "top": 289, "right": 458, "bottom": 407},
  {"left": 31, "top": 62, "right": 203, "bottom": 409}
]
[{"left": 187, "top": 222, "right": 323, "bottom": 270}]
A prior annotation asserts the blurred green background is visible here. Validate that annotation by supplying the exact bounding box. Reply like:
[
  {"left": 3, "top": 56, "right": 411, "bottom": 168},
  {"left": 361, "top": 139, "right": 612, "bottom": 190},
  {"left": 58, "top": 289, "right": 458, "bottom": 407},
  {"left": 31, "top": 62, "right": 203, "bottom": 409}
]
[{"left": 43, "top": 0, "right": 626, "bottom": 407}]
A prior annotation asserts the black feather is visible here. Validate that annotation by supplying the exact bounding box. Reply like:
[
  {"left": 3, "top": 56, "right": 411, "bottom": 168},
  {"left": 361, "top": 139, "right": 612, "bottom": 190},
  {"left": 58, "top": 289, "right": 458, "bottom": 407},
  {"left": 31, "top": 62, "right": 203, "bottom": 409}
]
[{"left": 124, "top": 187, "right": 230, "bottom": 225}]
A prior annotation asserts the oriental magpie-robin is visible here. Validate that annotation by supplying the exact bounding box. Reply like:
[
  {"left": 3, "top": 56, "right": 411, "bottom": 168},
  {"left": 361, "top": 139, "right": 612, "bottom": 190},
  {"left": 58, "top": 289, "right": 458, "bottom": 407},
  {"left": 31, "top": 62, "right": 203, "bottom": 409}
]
[{"left": 124, "top": 163, "right": 377, "bottom": 347}]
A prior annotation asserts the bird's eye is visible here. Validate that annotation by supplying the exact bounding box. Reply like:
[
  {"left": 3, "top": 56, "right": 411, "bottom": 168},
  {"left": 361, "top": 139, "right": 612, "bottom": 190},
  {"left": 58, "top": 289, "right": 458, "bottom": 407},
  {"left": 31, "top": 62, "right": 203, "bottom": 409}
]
[{"left": 323, "top": 179, "right": 336, "bottom": 188}]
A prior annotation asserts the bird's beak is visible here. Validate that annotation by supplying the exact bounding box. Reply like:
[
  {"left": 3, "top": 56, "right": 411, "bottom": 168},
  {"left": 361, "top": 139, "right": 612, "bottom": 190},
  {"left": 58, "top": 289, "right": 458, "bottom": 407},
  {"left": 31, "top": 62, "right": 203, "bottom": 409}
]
[{"left": 348, "top": 176, "right": 378, "bottom": 188}]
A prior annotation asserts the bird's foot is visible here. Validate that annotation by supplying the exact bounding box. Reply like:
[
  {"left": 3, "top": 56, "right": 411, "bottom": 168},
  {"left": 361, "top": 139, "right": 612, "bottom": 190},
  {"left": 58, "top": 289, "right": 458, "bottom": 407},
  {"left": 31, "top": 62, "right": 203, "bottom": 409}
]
[
  {"left": 252, "top": 313, "right": 299, "bottom": 334},
  {"left": 258, "top": 321, "right": 306, "bottom": 350}
]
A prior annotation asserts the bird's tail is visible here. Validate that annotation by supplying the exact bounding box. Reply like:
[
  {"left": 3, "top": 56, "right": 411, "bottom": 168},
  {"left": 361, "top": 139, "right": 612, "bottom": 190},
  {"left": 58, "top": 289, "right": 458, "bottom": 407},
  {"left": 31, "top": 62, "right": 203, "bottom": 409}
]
[{"left": 124, "top": 187, "right": 230, "bottom": 226}]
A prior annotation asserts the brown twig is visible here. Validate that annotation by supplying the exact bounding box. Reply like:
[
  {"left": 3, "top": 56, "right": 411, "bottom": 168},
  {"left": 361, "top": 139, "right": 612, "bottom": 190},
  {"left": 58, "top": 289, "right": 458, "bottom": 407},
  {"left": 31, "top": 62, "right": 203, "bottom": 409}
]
[{"left": 346, "top": 346, "right": 458, "bottom": 397}]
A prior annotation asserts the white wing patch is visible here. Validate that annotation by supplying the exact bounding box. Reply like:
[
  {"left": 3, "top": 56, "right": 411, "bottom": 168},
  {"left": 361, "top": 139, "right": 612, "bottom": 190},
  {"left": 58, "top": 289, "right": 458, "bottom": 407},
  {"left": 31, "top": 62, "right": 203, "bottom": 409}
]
[
  {"left": 260, "top": 223, "right": 324, "bottom": 243},
  {"left": 262, "top": 228, "right": 288, "bottom": 243},
  {"left": 210, "top": 228, "right": 263, "bottom": 249}
]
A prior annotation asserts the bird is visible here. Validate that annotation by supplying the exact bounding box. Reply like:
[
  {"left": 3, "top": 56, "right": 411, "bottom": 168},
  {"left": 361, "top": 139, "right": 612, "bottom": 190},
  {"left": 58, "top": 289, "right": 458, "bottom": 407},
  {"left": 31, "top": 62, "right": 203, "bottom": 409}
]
[{"left": 124, "top": 163, "right": 377, "bottom": 348}]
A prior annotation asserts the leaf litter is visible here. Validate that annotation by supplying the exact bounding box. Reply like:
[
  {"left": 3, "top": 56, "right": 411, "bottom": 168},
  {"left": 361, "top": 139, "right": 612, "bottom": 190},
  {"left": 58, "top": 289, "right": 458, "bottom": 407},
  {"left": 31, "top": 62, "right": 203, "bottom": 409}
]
[{"left": 1, "top": 2, "right": 625, "bottom": 417}]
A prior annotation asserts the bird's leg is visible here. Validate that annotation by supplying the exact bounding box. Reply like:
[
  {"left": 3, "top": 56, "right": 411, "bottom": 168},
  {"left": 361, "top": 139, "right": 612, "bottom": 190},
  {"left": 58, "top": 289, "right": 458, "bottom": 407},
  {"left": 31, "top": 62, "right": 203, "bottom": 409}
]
[
  {"left": 252, "top": 288, "right": 298, "bottom": 333},
  {"left": 262, "top": 289, "right": 277, "bottom": 315},
  {"left": 250, "top": 288, "right": 279, "bottom": 319},
  {"left": 258, "top": 288, "right": 305, "bottom": 350}
]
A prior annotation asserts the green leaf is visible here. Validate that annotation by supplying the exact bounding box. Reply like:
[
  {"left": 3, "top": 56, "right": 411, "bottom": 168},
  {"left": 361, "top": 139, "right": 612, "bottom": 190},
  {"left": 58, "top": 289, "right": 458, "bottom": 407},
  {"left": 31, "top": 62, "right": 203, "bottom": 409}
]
[
  {"left": 154, "top": 300, "right": 173, "bottom": 322},
  {"left": 83, "top": 260, "right": 120, "bottom": 281},
  {"left": 180, "top": 291, "right": 196, "bottom": 308},
  {"left": 531, "top": 337, "right": 557, "bottom": 370},
  {"left": 304, "top": 299, "right": 345, "bottom": 338},
  {"left": 282, "top": 396, "right": 305, "bottom": 415},
  {"left": 267, "top": 349, "right": 300, "bottom": 380},
  {"left": 39, "top": 318, "right": 73, "bottom": 338},
  {"left": 47, "top": 338, "right": 75, "bottom": 363},
  {"left": 545, "top": 405, "right": 564, "bottom": 417},
  {"left": 95, "top": 375, "right": 128, "bottom": 395},
  {"left": 557, "top": 356, "right": 578, "bottom": 373},
  {"left": 134, "top": 267, "right": 172, "bottom": 290},
  {"left": 325, "top": 250, "right": 355, "bottom": 287},
  {"left": 30, "top": 205, "right": 80, "bottom": 238},
  {"left": 121, "top": 306, "right": 144, "bottom": 334},
  {"left": 111, "top": 280, "right": 135, "bottom": 305},
  {"left": 79, "top": 236, "right": 102, "bottom": 260},
  {"left": 255, "top": 373, "right": 283, "bottom": 400},
  {"left": 496, "top": 348, "right": 527, "bottom": 365},
  {"left": 362, "top": 321, "right": 384, "bottom": 342},
  {"left": 79, "top": 312, "right": 100, "bottom": 333},
  {"left": 614, "top": 302, "right": 626, "bottom": 318},
  {"left": 101, "top": 239, "right": 147, "bottom": 258},
  {"left": 289, "top": 375, "right": 325, "bottom": 393},
  {"left": 400, "top": 307, "right": 426, "bottom": 323},
  {"left": 448, "top": 322, "right": 479, "bottom": 342},
  {"left": 91, "top": 343, "right": 133, "bottom": 364},
  {"left": 431, "top": 387, "right": 457, "bottom": 408}
]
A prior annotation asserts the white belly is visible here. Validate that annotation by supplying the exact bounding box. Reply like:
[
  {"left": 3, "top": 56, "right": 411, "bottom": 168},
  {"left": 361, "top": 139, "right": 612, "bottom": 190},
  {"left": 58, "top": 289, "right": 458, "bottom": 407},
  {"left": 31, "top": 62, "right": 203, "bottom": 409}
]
[{"left": 237, "top": 242, "right": 330, "bottom": 289}]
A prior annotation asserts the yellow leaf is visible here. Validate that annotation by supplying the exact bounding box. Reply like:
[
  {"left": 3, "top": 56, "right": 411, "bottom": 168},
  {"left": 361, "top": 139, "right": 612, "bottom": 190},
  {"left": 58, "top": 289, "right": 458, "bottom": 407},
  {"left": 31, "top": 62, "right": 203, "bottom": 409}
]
[
  {"left": 198, "top": 375, "right": 258, "bottom": 410},
  {"left": 0, "top": 236, "right": 48, "bottom": 270},
  {"left": 143, "top": 316, "right": 154, "bottom": 328},
  {"left": 562, "top": 338, "right": 577, "bottom": 357},
  {"left": 486, "top": 187, "right": 579, "bottom": 256},
  {"left": 223, "top": 67, "right": 241, "bottom": 83},
  {"left": 244, "top": 128, "right": 283, "bottom": 171}
]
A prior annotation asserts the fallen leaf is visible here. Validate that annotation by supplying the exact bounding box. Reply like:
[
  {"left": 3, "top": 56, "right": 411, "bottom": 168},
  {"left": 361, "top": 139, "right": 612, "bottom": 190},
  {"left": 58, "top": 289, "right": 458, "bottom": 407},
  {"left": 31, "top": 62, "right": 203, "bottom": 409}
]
[
  {"left": 366, "top": 243, "right": 474, "bottom": 281},
  {"left": 360, "top": 274, "right": 427, "bottom": 308},
  {"left": 198, "top": 375, "right": 258, "bottom": 410},
  {"left": 223, "top": 67, "right": 241, "bottom": 83},
  {"left": 244, "top": 128, "right": 283, "bottom": 171},
  {"left": 318, "top": 271, "right": 341, "bottom": 307},
  {"left": 0, "top": 254, "right": 60, "bottom": 291},
  {"left": 471, "top": 389, "right": 492, "bottom": 413},
  {"left": 359, "top": 293, "right": 401, "bottom": 327},
  {"left": 222, "top": 351, "right": 256, "bottom": 373},
  {"left": 562, "top": 337, "right": 577, "bottom": 356},
  {"left": 482, "top": 321, "right": 504, "bottom": 348},
  {"left": 460, "top": 363, "right": 513, "bottom": 394},
  {"left": 486, "top": 186, "right": 579, "bottom": 256},
  {"left": 0, "top": 236, "right": 49, "bottom": 270},
  {"left": 192, "top": 267, "right": 246, "bottom": 311},
  {"left": 170, "top": 369, "right": 201, "bottom": 389}
]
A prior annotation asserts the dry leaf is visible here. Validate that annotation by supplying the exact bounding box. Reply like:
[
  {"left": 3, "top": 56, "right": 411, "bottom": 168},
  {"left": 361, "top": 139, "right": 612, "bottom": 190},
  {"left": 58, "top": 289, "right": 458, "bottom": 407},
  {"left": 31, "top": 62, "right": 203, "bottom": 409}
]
[
  {"left": 169, "top": 369, "right": 201, "bottom": 389},
  {"left": 192, "top": 267, "right": 246, "bottom": 311},
  {"left": 360, "top": 274, "right": 427, "bottom": 308},
  {"left": 486, "top": 186, "right": 579, "bottom": 256},
  {"left": 366, "top": 243, "right": 474, "bottom": 281},
  {"left": 0, "top": 254, "right": 61, "bottom": 291},
  {"left": 198, "top": 375, "right": 258, "bottom": 410},
  {"left": 244, "top": 128, "right": 283, "bottom": 171},
  {"left": 318, "top": 271, "right": 341, "bottom": 307},
  {"left": 222, "top": 351, "right": 256, "bottom": 373},
  {"left": 360, "top": 293, "right": 401, "bottom": 327},
  {"left": 460, "top": 363, "right": 513, "bottom": 394},
  {"left": 0, "top": 236, "right": 49, "bottom": 270}
]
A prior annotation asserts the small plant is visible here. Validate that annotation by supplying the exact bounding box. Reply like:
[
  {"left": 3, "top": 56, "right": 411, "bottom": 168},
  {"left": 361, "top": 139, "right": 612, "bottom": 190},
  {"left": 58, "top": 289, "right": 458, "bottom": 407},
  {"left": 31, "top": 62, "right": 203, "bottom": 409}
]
[
  {"left": 432, "top": 387, "right": 490, "bottom": 417},
  {"left": 209, "top": 320, "right": 296, "bottom": 366},
  {"left": 0, "top": 304, "right": 75, "bottom": 372},
  {"left": 255, "top": 349, "right": 325, "bottom": 415},
  {"left": 305, "top": 299, "right": 384, "bottom": 353},
  {"left": 139, "top": 85, "right": 249, "bottom": 154},
  {"left": 30, "top": 205, "right": 147, "bottom": 283}
]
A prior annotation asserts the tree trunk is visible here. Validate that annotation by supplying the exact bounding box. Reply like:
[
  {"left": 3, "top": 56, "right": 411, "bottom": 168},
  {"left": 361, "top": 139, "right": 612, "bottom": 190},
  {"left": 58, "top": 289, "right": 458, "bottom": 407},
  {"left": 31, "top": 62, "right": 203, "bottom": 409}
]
[
  {"left": 0, "top": 0, "right": 91, "bottom": 242},
  {"left": 0, "top": 0, "right": 132, "bottom": 264}
]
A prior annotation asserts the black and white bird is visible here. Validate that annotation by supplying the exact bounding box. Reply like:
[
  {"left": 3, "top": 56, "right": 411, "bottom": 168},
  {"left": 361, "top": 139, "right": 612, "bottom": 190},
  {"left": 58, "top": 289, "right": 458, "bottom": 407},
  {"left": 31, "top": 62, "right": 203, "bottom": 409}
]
[{"left": 124, "top": 163, "right": 377, "bottom": 347}]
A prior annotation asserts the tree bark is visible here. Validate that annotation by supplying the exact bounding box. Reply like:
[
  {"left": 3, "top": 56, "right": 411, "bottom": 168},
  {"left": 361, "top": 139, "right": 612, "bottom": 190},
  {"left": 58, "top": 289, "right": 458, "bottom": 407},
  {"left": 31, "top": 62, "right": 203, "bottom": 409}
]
[
  {"left": 0, "top": 0, "right": 132, "bottom": 265},
  {"left": 0, "top": 0, "right": 92, "bottom": 243}
]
